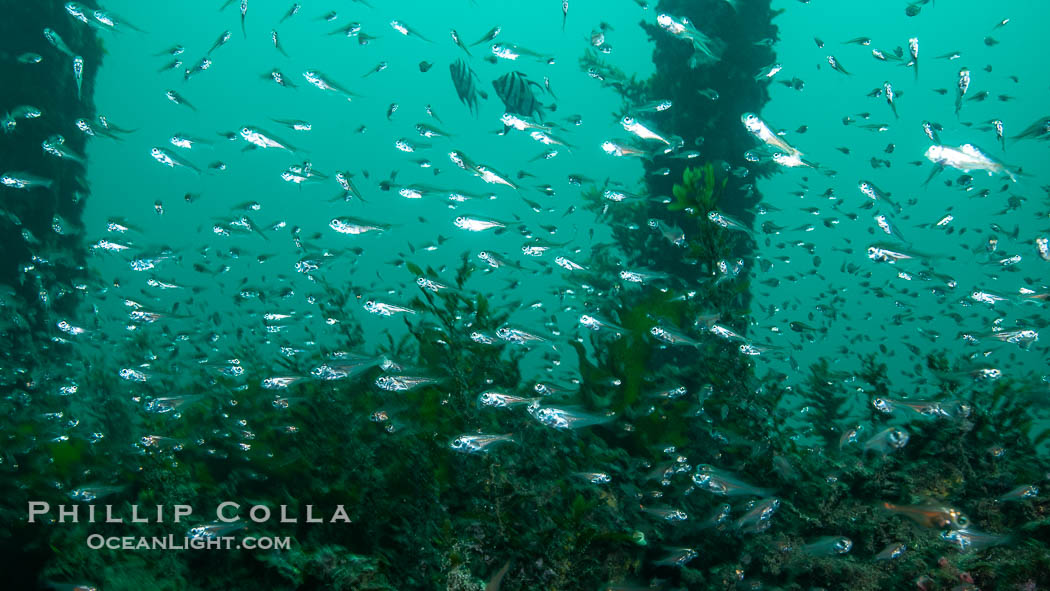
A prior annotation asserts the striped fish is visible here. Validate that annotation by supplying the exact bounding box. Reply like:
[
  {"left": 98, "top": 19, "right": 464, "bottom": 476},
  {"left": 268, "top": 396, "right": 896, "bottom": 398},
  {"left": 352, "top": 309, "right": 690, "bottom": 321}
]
[
  {"left": 449, "top": 59, "right": 483, "bottom": 116},
  {"left": 492, "top": 71, "right": 545, "bottom": 120}
]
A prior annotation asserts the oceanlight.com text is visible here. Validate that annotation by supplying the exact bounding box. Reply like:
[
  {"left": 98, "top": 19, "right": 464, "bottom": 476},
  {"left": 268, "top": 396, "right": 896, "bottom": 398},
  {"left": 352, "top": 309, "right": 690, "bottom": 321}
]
[{"left": 86, "top": 534, "right": 291, "bottom": 551}]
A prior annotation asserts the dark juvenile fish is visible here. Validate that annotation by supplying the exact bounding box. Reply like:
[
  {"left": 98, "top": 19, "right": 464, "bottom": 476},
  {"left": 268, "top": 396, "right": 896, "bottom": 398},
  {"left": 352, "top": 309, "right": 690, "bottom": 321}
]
[
  {"left": 449, "top": 59, "right": 482, "bottom": 115},
  {"left": 492, "top": 71, "right": 544, "bottom": 119},
  {"left": 1011, "top": 115, "right": 1050, "bottom": 141}
]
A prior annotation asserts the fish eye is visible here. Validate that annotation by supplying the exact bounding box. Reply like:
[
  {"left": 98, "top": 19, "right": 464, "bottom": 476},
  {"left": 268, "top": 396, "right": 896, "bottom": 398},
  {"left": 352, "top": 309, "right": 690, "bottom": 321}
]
[
  {"left": 955, "top": 514, "right": 969, "bottom": 527},
  {"left": 478, "top": 251, "right": 487, "bottom": 258},
  {"left": 622, "top": 116, "right": 633, "bottom": 124},
  {"left": 455, "top": 216, "right": 464, "bottom": 223}
]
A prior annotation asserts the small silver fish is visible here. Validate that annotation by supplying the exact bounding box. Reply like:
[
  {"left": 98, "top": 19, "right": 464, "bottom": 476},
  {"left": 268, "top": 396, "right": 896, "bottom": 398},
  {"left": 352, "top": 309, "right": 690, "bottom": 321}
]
[
  {"left": 72, "top": 56, "right": 84, "bottom": 99},
  {"left": 44, "top": 28, "right": 75, "bottom": 57},
  {"left": 42, "top": 135, "right": 85, "bottom": 165},
  {"left": 883, "top": 81, "right": 897, "bottom": 119},
  {"left": 449, "top": 433, "right": 517, "bottom": 453},
  {"left": 827, "top": 55, "right": 851, "bottom": 75},
  {"left": 1, "top": 171, "right": 54, "bottom": 190},
  {"left": 863, "top": 427, "right": 909, "bottom": 456},
  {"left": 955, "top": 68, "right": 970, "bottom": 116},
  {"left": 280, "top": 3, "right": 301, "bottom": 23},
  {"left": 875, "top": 542, "right": 906, "bottom": 560},
  {"left": 150, "top": 147, "right": 201, "bottom": 173},
  {"left": 390, "top": 19, "right": 432, "bottom": 42},
  {"left": 272, "top": 30, "right": 288, "bottom": 56},
  {"left": 208, "top": 30, "right": 232, "bottom": 54},
  {"left": 165, "top": 89, "right": 196, "bottom": 110}
]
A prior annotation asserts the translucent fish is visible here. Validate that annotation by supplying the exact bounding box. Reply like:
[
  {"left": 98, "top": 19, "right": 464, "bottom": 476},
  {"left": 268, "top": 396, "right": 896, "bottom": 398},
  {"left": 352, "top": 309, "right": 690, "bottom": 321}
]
[
  {"left": 150, "top": 147, "right": 201, "bottom": 174},
  {"left": 496, "top": 326, "right": 548, "bottom": 345},
  {"left": 364, "top": 300, "right": 415, "bottom": 316},
  {"left": 692, "top": 465, "right": 773, "bottom": 497},
  {"left": 875, "top": 542, "right": 906, "bottom": 560},
  {"left": 601, "top": 140, "right": 646, "bottom": 157},
  {"left": 800, "top": 536, "right": 852, "bottom": 556},
  {"left": 621, "top": 116, "right": 670, "bottom": 145},
  {"left": 44, "top": 28, "right": 75, "bottom": 57},
  {"left": 118, "top": 368, "right": 150, "bottom": 382},
  {"left": 144, "top": 395, "right": 203, "bottom": 414},
  {"left": 138, "top": 435, "right": 185, "bottom": 452},
  {"left": 575, "top": 471, "right": 612, "bottom": 484},
  {"left": 302, "top": 70, "right": 357, "bottom": 100},
  {"left": 941, "top": 528, "right": 1011, "bottom": 553},
  {"left": 698, "top": 503, "right": 731, "bottom": 529},
  {"left": 708, "top": 211, "right": 754, "bottom": 238},
  {"left": 187, "top": 521, "right": 245, "bottom": 540},
  {"left": 72, "top": 56, "right": 83, "bottom": 100},
  {"left": 449, "top": 433, "right": 517, "bottom": 454},
  {"left": 741, "top": 112, "right": 801, "bottom": 157},
  {"left": 925, "top": 144, "right": 1016, "bottom": 182},
  {"left": 240, "top": 126, "right": 296, "bottom": 151},
  {"left": 477, "top": 391, "right": 539, "bottom": 408},
  {"left": 650, "top": 325, "right": 700, "bottom": 347},
  {"left": 528, "top": 405, "right": 614, "bottom": 429},
  {"left": 579, "top": 314, "right": 625, "bottom": 333},
  {"left": 165, "top": 89, "right": 196, "bottom": 110},
  {"left": 390, "top": 19, "right": 432, "bottom": 42},
  {"left": 640, "top": 504, "right": 688, "bottom": 522},
  {"left": 863, "top": 427, "right": 909, "bottom": 456},
  {"left": 734, "top": 497, "right": 779, "bottom": 532},
  {"left": 375, "top": 375, "right": 440, "bottom": 392},
  {"left": 1, "top": 171, "right": 54, "bottom": 190},
  {"left": 69, "top": 484, "right": 124, "bottom": 502},
  {"left": 42, "top": 135, "right": 85, "bottom": 166},
  {"left": 881, "top": 502, "right": 968, "bottom": 529},
  {"left": 261, "top": 376, "right": 307, "bottom": 390},
  {"left": 454, "top": 215, "right": 507, "bottom": 232},
  {"left": 654, "top": 547, "right": 698, "bottom": 567},
  {"left": 619, "top": 268, "right": 669, "bottom": 284},
  {"left": 656, "top": 13, "right": 723, "bottom": 67},
  {"left": 997, "top": 485, "right": 1038, "bottom": 502}
]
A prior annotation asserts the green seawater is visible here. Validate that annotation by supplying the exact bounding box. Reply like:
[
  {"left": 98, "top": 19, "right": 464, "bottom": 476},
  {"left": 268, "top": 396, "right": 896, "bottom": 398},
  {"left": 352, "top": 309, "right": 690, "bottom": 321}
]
[{"left": 1, "top": 0, "right": 1048, "bottom": 589}]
